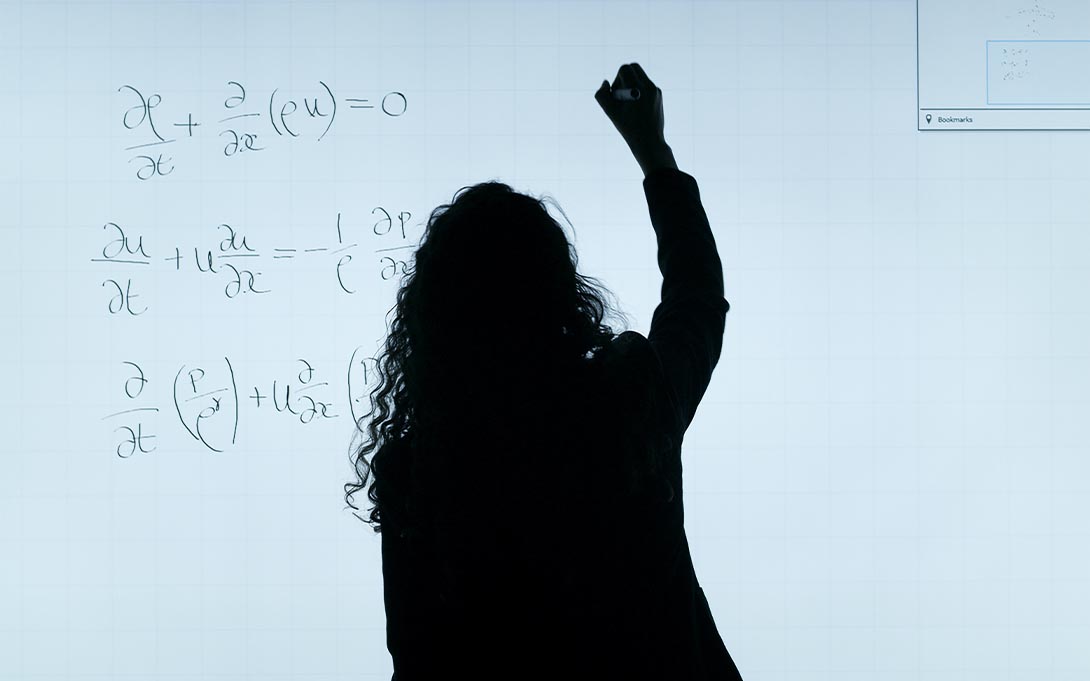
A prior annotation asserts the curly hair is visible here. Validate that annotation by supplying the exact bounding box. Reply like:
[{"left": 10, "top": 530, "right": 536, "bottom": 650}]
[{"left": 343, "top": 179, "right": 675, "bottom": 546}]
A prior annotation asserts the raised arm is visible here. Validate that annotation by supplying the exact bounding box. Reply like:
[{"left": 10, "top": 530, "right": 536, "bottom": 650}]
[{"left": 596, "top": 63, "right": 729, "bottom": 436}]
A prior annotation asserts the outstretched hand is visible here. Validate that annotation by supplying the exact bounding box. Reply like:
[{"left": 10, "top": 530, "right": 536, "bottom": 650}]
[{"left": 595, "top": 63, "right": 674, "bottom": 174}]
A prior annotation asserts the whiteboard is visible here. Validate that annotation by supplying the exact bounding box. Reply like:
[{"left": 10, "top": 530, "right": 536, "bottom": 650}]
[{"left": 5, "top": 1, "right": 1090, "bottom": 679}]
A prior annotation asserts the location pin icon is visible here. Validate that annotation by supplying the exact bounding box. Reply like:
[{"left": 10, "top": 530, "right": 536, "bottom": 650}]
[{"left": 926, "top": 113, "right": 932, "bottom": 124}]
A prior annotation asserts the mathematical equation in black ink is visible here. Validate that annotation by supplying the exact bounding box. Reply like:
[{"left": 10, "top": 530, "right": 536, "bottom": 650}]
[
  {"left": 92, "top": 207, "right": 414, "bottom": 315},
  {"left": 119, "top": 81, "right": 408, "bottom": 180},
  {"left": 102, "top": 348, "right": 381, "bottom": 457}
]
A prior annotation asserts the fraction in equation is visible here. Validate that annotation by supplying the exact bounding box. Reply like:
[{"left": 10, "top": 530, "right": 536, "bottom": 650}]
[
  {"left": 93, "top": 207, "right": 415, "bottom": 315},
  {"left": 102, "top": 351, "right": 383, "bottom": 457},
  {"left": 119, "top": 81, "right": 408, "bottom": 180}
]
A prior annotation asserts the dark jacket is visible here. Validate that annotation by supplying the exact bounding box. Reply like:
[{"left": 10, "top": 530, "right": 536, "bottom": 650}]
[{"left": 380, "top": 168, "right": 739, "bottom": 680}]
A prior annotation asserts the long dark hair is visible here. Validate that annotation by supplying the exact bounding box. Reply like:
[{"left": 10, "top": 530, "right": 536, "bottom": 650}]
[{"left": 343, "top": 180, "right": 674, "bottom": 548}]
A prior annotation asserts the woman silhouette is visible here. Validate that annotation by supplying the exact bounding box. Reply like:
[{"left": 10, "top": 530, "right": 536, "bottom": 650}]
[{"left": 345, "top": 63, "right": 741, "bottom": 680}]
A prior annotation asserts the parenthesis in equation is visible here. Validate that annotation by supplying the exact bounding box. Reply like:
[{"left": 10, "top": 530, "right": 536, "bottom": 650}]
[
  {"left": 347, "top": 345, "right": 378, "bottom": 432},
  {"left": 225, "top": 356, "right": 239, "bottom": 445},
  {"left": 318, "top": 80, "right": 336, "bottom": 141},
  {"left": 269, "top": 88, "right": 282, "bottom": 136}
]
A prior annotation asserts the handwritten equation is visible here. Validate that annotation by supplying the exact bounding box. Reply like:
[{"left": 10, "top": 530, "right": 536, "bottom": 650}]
[
  {"left": 103, "top": 80, "right": 416, "bottom": 457},
  {"left": 93, "top": 206, "right": 415, "bottom": 314},
  {"left": 103, "top": 349, "right": 381, "bottom": 457},
  {"left": 119, "top": 81, "right": 408, "bottom": 180}
]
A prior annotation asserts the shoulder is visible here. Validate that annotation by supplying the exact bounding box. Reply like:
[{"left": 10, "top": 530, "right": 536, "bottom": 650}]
[
  {"left": 602, "top": 330, "right": 684, "bottom": 446},
  {"left": 601, "top": 331, "right": 663, "bottom": 404},
  {"left": 602, "top": 330, "right": 654, "bottom": 376}
]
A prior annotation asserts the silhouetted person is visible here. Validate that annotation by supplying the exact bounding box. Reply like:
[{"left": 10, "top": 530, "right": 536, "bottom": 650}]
[{"left": 345, "top": 63, "right": 741, "bottom": 680}]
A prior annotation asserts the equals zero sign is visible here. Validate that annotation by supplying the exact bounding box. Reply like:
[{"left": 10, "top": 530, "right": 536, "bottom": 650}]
[{"left": 346, "top": 98, "right": 373, "bottom": 109}]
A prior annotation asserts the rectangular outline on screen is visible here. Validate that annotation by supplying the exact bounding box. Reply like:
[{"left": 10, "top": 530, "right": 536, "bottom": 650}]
[
  {"left": 917, "top": 0, "right": 1090, "bottom": 131},
  {"left": 986, "top": 39, "right": 1090, "bottom": 105}
]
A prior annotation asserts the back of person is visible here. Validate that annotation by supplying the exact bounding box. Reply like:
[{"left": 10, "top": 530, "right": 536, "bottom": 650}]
[
  {"left": 387, "top": 323, "right": 734, "bottom": 680},
  {"left": 376, "top": 63, "right": 742, "bottom": 680}
]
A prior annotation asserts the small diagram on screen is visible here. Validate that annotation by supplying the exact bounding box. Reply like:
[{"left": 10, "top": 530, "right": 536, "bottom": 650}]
[
  {"left": 1008, "top": 0, "right": 1056, "bottom": 36},
  {"left": 997, "top": 44, "right": 1030, "bottom": 82},
  {"left": 918, "top": 0, "right": 1090, "bottom": 130},
  {"left": 986, "top": 40, "right": 1090, "bottom": 105}
]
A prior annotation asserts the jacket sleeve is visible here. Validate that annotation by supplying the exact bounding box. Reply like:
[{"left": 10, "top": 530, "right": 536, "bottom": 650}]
[
  {"left": 382, "top": 523, "right": 414, "bottom": 678},
  {"left": 639, "top": 167, "right": 729, "bottom": 437},
  {"left": 379, "top": 436, "right": 440, "bottom": 680},
  {"left": 382, "top": 525, "right": 444, "bottom": 680}
]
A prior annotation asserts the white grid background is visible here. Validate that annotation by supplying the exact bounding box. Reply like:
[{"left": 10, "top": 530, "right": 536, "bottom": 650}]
[{"left": 2, "top": 1, "right": 1089, "bottom": 679}]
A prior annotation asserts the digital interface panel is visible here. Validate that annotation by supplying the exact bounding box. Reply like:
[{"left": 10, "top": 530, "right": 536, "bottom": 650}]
[{"left": 918, "top": 0, "right": 1090, "bottom": 130}]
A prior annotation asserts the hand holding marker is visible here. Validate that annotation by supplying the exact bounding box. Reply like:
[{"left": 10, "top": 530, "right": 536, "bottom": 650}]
[{"left": 595, "top": 63, "right": 677, "bottom": 176}]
